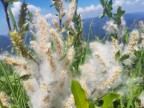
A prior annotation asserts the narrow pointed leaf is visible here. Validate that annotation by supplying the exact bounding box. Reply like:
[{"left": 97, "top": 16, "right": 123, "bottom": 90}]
[{"left": 71, "top": 80, "right": 89, "bottom": 108}]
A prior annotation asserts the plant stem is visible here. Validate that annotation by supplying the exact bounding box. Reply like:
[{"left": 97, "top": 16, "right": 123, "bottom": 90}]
[
  {"left": 1, "top": 0, "right": 12, "bottom": 31},
  {"left": 59, "top": 18, "right": 62, "bottom": 29}
]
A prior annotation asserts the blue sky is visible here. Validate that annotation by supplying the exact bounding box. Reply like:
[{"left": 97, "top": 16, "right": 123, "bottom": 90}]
[
  {"left": 25, "top": 0, "right": 100, "bottom": 8},
  {"left": 0, "top": 0, "right": 100, "bottom": 35},
  {"left": 0, "top": 0, "right": 100, "bottom": 18},
  {"left": 0, "top": 0, "right": 144, "bottom": 35}
]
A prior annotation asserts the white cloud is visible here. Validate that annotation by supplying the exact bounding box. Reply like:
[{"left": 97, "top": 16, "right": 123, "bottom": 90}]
[
  {"left": 10, "top": 0, "right": 144, "bottom": 20},
  {"left": 11, "top": 2, "right": 21, "bottom": 17},
  {"left": 11, "top": 1, "right": 41, "bottom": 18},
  {"left": 11, "top": 1, "right": 55, "bottom": 21},
  {"left": 113, "top": 0, "right": 144, "bottom": 12},
  {"left": 78, "top": 4, "right": 103, "bottom": 19},
  {"left": 27, "top": 3, "right": 41, "bottom": 13},
  {"left": 44, "top": 13, "right": 55, "bottom": 20},
  {"left": 77, "top": 0, "right": 144, "bottom": 19}
]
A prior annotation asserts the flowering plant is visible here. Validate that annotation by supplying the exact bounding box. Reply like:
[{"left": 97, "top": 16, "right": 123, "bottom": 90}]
[{"left": 0, "top": 0, "right": 144, "bottom": 108}]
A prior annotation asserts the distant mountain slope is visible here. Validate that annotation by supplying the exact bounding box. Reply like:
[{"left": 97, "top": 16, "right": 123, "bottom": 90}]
[
  {"left": 82, "top": 12, "right": 144, "bottom": 40},
  {"left": 0, "top": 12, "right": 144, "bottom": 51},
  {"left": 0, "top": 35, "right": 11, "bottom": 52}
]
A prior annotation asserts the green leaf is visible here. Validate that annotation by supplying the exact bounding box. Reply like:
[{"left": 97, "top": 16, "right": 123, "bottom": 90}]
[
  {"left": 123, "top": 29, "right": 129, "bottom": 43},
  {"left": 100, "top": 0, "right": 107, "bottom": 6},
  {"left": 89, "top": 102, "right": 100, "bottom": 108},
  {"left": 99, "top": 13, "right": 105, "bottom": 18},
  {"left": 11, "top": 106, "right": 18, "bottom": 108},
  {"left": 108, "top": 0, "right": 113, "bottom": 6},
  {"left": 71, "top": 80, "right": 89, "bottom": 108},
  {"left": 61, "top": 13, "right": 66, "bottom": 19},
  {"left": 115, "top": 50, "right": 120, "bottom": 59},
  {"left": 0, "top": 75, "right": 17, "bottom": 82},
  {"left": 107, "top": 0, "right": 113, "bottom": 11},
  {"left": 102, "top": 92, "right": 120, "bottom": 108},
  {"left": 136, "top": 60, "right": 142, "bottom": 76},
  {"left": 89, "top": 102, "right": 95, "bottom": 108},
  {"left": 8, "top": 5, "right": 18, "bottom": 31},
  {"left": 20, "top": 74, "right": 31, "bottom": 81},
  {"left": 22, "top": 22, "right": 29, "bottom": 30},
  {"left": 5, "top": 0, "right": 19, "bottom": 4},
  {"left": 119, "top": 54, "right": 129, "bottom": 62},
  {"left": 55, "top": 14, "right": 59, "bottom": 16},
  {"left": 117, "top": 6, "right": 125, "bottom": 17}
]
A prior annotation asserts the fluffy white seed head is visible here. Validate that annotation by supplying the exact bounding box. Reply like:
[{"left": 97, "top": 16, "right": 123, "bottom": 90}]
[
  {"left": 125, "top": 30, "right": 139, "bottom": 55},
  {"left": 103, "top": 20, "right": 118, "bottom": 34},
  {"left": 65, "top": 0, "right": 76, "bottom": 26},
  {"left": 80, "top": 41, "right": 122, "bottom": 98},
  {"left": 0, "top": 92, "right": 9, "bottom": 107}
]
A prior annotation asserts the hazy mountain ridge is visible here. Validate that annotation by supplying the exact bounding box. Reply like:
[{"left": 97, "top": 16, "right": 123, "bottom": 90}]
[
  {"left": 0, "top": 35, "right": 11, "bottom": 52},
  {"left": 82, "top": 12, "right": 144, "bottom": 40},
  {"left": 0, "top": 12, "right": 144, "bottom": 51}
]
